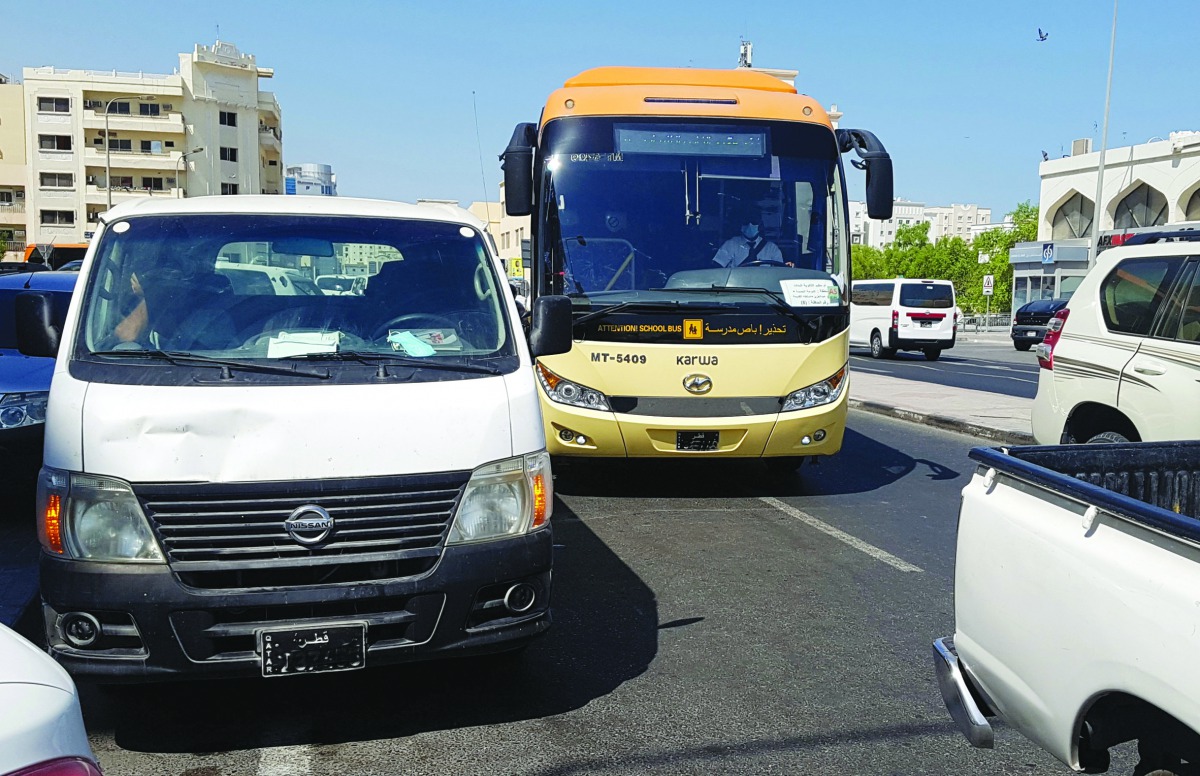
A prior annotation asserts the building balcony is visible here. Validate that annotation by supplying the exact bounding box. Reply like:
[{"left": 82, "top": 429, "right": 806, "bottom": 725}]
[
  {"left": 85, "top": 184, "right": 183, "bottom": 205},
  {"left": 259, "top": 126, "right": 282, "bottom": 153},
  {"left": 258, "top": 92, "right": 281, "bottom": 120},
  {"left": 0, "top": 202, "right": 27, "bottom": 219},
  {"left": 83, "top": 110, "right": 185, "bottom": 135},
  {"left": 84, "top": 147, "right": 182, "bottom": 170}
]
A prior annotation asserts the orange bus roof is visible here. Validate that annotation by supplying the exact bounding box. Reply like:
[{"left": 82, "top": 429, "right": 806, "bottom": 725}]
[{"left": 542, "top": 67, "right": 829, "bottom": 128}]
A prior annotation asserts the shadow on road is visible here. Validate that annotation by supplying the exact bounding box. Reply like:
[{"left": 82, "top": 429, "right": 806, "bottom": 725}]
[{"left": 79, "top": 497, "right": 659, "bottom": 754}]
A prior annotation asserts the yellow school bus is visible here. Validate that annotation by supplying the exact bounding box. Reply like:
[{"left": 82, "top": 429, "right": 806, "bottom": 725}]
[{"left": 501, "top": 67, "right": 893, "bottom": 471}]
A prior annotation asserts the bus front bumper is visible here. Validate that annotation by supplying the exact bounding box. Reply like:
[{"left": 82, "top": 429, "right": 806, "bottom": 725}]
[{"left": 541, "top": 392, "right": 847, "bottom": 459}]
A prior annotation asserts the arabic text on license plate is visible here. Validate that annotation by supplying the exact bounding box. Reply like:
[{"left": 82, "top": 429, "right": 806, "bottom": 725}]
[
  {"left": 919, "top": 320, "right": 932, "bottom": 328},
  {"left": 259, "top": 622, "right": 366, "bottom": 677}
]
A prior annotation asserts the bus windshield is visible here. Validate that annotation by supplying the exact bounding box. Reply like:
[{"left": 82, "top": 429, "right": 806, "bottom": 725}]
[{"left": 540, "top": 118, "right": 847, "bottom": 310}]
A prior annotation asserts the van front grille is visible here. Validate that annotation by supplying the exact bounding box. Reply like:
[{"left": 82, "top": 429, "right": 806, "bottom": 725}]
[{"left": 135, "top": 471, "right": 470, "bottom": 590}]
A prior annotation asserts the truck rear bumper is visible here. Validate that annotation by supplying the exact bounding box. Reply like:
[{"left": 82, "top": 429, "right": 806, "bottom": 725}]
[{"left": 933, "top": 637, "right": 994, "bottom": 749}]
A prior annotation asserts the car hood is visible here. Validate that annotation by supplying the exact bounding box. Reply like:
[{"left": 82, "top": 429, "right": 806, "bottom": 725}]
[
  {"left": 78, "top": 375, "right": 521, "bottom": 482},
  {"left": 0, "top": 351, "right": 54, "bottom": 395}
]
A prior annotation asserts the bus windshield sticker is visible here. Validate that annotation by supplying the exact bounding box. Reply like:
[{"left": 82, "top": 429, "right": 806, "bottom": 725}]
[{"left": 780, "top": 278, "right": 842, "bottom": 307}]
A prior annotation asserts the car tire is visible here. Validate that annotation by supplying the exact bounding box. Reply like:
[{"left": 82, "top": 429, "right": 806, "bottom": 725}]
[
  {"left": 870, "top": 331, "right": 886, "bottom": 359},
  {"left": 1014, "top": 341, "right": 1033, "bottom": 351},
  {"left": 923, "top": 348, "right": 941, "bottom": 361},
  {"left": 1086, "top": 431, "right": 1130, "bottom": 444}
]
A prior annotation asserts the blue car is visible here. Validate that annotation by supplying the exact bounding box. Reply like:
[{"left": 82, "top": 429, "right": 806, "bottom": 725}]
[{"left": 0, "top": 270, "right": 77, "bottom": 484}]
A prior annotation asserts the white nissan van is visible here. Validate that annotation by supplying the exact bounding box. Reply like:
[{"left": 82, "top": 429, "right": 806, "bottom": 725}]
[
  {"left": 18, "top": 196, "right": 572, "bottom": 681},
  {"left": 849, "top": 278, "right": 957, "bottom": 360}
]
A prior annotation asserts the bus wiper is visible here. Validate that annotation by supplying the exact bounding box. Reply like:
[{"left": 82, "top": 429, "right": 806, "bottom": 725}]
[
  {"left": 90, "top": 349, "right": 330, "bottom": 379},
  {"left": 290, "top": 350, "right": 503, "bottom": 375},
  {"left": 572, "top": 299, "right": 731, "bottom": 327}
]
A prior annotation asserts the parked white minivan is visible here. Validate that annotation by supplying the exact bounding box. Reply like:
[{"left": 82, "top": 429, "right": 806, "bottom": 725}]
[
  {"left": 849, "top": 278, "right": 957, "bottom": 360},
  {"left": 17, "top": 196, "right": 572, "bottom": 682}
]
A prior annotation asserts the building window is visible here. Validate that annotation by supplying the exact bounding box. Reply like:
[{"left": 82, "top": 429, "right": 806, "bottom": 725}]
[
  {"left": 37, "top": 97, "right": 70, "bottom": 113},
  {"left": 219, "top": 111, "right": 238, "bottom": 127},
  {"left": 108, "top": 102, "right": 131, "bottom": 115},
  {"left": 1114, "top": 183, "right": 1168, "bottom": 230},
  {"left": 0, "top": 192, "right": 12, "bottom": 204},
  {"left": 1051, "top": 192, "right": 1095, "bottom": 240},
  {"left": 107, "top": 139, "right": 133, "bottom": 152},
  {"left": 140, "top": 140, "right": 162, "bottom": 154},
  {"left": 221, "top": 183, "right": 239, "bottom": 195},
  {"left": 40, "top": 210, "right": 75, "bottom": 225},
  {"left": 39, "top": 172, "right": 73, "bottom": 188},
  {"left": 142, "top": 177, "right": 164, "bottom": 191},
  {"left": 139, "top": 103, "right": 161, "bottom": 116},
  {"left": 110, "top": 176, "right": 134, "bottom": 188},
  {"left": 220, "top": 147, "right": 238, "bottom": 162},
  {"left": 165, "top": 140, "right": 175, "bottom": 148},
  {"left": 267, "top": 159, "right": 278, "bottom": 166},
  {"left": 38, "top": 135, "right": 72, "bottom": 151}
]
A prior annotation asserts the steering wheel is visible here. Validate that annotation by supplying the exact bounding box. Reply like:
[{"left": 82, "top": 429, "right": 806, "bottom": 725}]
[
  {"left": 743, "top": 259, "right": 788, "bottom": 268},
  {"left": 371, "top": 313, "right": 459, "bottom": 341}
]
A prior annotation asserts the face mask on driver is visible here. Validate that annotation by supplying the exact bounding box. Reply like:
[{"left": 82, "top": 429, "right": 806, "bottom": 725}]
[{"left": 742, "top": 223, "right": 760, "bottom": 240}]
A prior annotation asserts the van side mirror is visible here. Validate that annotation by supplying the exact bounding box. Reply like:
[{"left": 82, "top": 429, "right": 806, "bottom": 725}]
[
  {"left": 836, "top": 128, "right": 894, "bottom": 220},
  {"left": 501, "top": 123, "right": 537, "bottom": 217},
  {"left": 16, "top": 291, "right": 61, "bottom": 358},
  {"left": 529, "top": 295, "right": 572, "bottom": 357}
]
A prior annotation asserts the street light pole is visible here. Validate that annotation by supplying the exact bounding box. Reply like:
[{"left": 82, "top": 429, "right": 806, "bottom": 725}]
[
  {"left": 1088, "top": 0, "right": 1119, "bottom": 266},
  {"left": 174, "top": 147, "right": 205, "bottom": 198}
]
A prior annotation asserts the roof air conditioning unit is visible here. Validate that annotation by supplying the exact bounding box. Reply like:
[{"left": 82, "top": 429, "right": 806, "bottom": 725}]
[{"left": 1071, "top": 138, "right": 1093, "bottom": 156}]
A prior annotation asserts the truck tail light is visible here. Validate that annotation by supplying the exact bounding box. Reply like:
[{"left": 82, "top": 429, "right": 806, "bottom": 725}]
[
  {"left": 891, "top": 310, "right": 899, "bottom": 330},
  {"left": 1037, "top": 308, "right": 1070, "bottom": 370}
]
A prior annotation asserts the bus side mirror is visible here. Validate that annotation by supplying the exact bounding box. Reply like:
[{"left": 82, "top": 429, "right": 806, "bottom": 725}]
[
  {"left": 529, "top": 295, "right": 572, "bottom": 357},
  {"left": 836, "top": 128, "right": 894, "bottom": 221},
  {"left": 16, "top": 291, "right": 61, "bottom": 358},
  {"left": 501, "top": 122, "right": 537, "bottom": 217}
]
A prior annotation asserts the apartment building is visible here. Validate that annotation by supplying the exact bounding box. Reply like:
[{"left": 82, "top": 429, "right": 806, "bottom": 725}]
[
  {"left": 468, "top": 182, "right": 531, "bottom": 277},
  {"left": 0, "top": 75, "right": 26, "bottom": 260},
  {"left": 21, "top": 40, "right": 282, "bottom": 250},
  {"left": 924, "top": 203, "right": 992, "bottom": 241},
  {"left": 855, "top": 198, "right": 993, "bottom": 249},
  {"left": 285, "top": 163, "right": 337, "bottom": 196}
]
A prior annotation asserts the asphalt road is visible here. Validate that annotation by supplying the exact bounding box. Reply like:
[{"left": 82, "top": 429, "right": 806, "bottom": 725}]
[
  {"left": 850, "top": 340, "right": 1041, "bottom": 399},
  {"left": 80, "top": 411, "right": 1135, "bottom": 775}
]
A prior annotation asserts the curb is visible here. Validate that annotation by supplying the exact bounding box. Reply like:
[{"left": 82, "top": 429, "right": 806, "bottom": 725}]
[{"left": 849, "top": 399, "right": 1036, "bottom": 447}]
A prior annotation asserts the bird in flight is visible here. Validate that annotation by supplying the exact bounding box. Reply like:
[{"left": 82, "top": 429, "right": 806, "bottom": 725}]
[{"left": 1037, "top": 28, "right": 1049, "bottom": 42}]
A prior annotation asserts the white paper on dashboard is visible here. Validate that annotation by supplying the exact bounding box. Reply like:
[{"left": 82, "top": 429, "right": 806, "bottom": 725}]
[
  {"left": 779, "top": 278, "right": 842, "bottom": 307},
  {"left": 266, "top": 331, "right": 340, "bottom": 358}
]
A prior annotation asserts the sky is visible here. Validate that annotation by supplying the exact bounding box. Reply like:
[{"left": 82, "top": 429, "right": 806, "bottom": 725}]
[{"left": 3, "top": 0, "right": 1197, "bottom": 218}]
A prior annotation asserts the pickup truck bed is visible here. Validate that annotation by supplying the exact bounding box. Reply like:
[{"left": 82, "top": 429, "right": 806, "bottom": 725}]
[{"left": 935, "top": 442, "right": 1200, "bottom": 774}]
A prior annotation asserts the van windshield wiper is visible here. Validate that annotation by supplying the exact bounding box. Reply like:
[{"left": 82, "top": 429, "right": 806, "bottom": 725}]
[
  {"left": 90, "top": 349, "right": 330, "bottom": 379},
  {"left": 289, "top": 350, "right": 504, "bottom": 375},
  {"left": 572, "top": 299, "right": 732, "bottom": 327}
]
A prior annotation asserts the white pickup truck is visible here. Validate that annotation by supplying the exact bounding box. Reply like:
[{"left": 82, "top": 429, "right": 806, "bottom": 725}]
[{"left": 934, "top": 442, "right": 1200, "bottom": 775}]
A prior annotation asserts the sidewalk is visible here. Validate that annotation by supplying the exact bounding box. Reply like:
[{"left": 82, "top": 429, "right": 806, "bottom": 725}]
[{"left": 848, "top": 369, "right": 1034, "bottom": 445}]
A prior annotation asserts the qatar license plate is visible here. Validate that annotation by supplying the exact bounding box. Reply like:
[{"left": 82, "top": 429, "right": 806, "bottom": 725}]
[
  {"left": 677, "top": 431, "right": 719, "bottom": 451},
  {"left": 259, "top": 622, "right": 366, "bottom": 677},
  {"left": 919, "top": 320, "right": 932, "bottom": 328}
]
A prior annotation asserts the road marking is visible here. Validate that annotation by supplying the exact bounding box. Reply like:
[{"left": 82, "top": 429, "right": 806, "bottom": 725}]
[
  {"left": 758, "top": 496, "right": 924, "bottom": 573},
  {"left": 258, "top": 745, "right": 312, "bottom": 775}
]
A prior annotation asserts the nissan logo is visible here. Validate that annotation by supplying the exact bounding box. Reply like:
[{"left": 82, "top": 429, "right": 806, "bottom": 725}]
[
  {"left": 284, "top": 505, "right": 334, "bottom": 546},
  {"left": 683, "top": 373, "right": 713, "bottom": 395}
]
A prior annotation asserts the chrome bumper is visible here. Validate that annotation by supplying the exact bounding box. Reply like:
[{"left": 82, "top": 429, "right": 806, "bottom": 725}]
[{"left": 933, "top": 637, "right": 994, "bottom": 748}]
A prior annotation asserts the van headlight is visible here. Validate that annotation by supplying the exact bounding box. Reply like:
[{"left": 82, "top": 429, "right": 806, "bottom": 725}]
[
  {"left": 0, "top": 392, "right": 49, "bottom": 429},
  {"left": 781, "top": 365, "right": 847, "bottom": 412},
  {"left": 36, "top": 468, "right": 165, "bottom": 563},
  {"left": 447, "top": 452, "right": 553, "bottom": 545},
  {"left": 535, "top": 363, "right": 610, "bottom": 411}
]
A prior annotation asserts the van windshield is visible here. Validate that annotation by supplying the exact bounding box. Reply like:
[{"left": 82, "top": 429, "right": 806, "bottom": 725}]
[
  {"left": 77, "top": 214, "right": 514, "bottom": 368},
  {"left": 899, "top": 283, "right": 954, "bottom": 309}
]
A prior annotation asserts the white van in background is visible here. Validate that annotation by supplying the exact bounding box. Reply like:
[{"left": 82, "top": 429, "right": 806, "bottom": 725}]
[{"left": 849, "top": 278, "right": 957, "bottom": 361}]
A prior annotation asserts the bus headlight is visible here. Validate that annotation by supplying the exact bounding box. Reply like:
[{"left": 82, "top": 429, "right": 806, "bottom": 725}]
[
  {"left": 781, "top": 365, "right": 847, "bottom": 412},
  {"left": 36, "top": 468, "right": 165, "bottom": 563},
  {"left": 448, "top": 452, "right": 553, "bottom": 545},
  {"left": 535, "top": 362, "right": 610, "bottom": 411},
  {"left": 0, "top": 392, "right": 49, "bottom": 428}
]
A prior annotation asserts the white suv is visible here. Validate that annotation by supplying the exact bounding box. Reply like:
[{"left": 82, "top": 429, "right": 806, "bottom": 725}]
[{"left": 1032, "top": 231, "right": 1200, "bottom": 444}]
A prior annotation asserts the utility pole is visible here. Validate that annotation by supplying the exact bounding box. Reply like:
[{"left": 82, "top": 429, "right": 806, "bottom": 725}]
[{"left": 1088, "top": 0, "right": 1119, "bottom": 267}]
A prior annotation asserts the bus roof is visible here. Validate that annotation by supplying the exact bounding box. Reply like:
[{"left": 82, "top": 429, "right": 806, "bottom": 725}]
[{"left": 542, "top": 66, "right": 830, "bottom": 128}]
